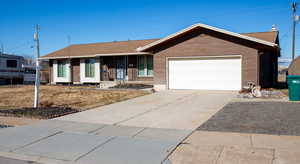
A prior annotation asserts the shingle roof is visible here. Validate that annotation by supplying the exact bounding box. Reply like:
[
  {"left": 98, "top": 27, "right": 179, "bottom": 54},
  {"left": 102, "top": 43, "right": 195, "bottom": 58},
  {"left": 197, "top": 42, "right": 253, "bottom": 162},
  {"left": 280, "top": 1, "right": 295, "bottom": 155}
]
[
  {"left": 137, "top": 23, "right": 278, "bottom": 51},
  {"left": 41, "top": 30, "right": 278, "bottom": 59},
  {"left": 242, "top": 31, "right": 278, "bottom": 43},
  {"left": 41, "top": 39, "right": 159, "bottom": 59}
]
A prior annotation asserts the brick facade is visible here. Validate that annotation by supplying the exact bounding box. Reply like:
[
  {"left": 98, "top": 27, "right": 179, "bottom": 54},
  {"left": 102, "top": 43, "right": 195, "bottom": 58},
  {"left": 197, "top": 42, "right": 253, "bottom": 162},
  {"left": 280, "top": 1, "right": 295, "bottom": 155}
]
[
  {"left": 71, "top": 58, "right": 80, "bottom": 83},
  {"left": 149, "top": 28, "right": 277, "bottom": 88}
]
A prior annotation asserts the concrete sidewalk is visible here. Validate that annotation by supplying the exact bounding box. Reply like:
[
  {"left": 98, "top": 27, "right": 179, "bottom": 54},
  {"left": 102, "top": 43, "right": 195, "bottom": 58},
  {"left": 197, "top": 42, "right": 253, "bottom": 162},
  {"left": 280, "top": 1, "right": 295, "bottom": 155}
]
[
  {"left": 169, "top": 131, "right": 300, "bottom": 164},
  {"left": 0, "top": 120, "right": 191, "bottom": 164}
]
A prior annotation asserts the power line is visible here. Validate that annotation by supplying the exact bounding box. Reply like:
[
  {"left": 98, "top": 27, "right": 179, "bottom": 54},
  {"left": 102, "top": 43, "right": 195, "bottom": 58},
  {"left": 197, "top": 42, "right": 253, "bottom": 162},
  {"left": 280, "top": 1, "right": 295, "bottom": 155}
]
[
  {"left": 280, "top": 29, "right": 293, "bottom": 42},
  {"left": 5, "top": 41, "right": 33, "bottom": 54},
  {"left": 9, "top": 45, "right": 34, "bottom": 54}
]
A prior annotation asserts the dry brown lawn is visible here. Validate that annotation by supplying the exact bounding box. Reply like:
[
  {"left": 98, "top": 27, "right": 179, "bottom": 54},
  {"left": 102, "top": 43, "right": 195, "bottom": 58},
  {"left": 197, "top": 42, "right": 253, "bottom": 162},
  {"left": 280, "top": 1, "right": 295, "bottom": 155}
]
[
  {"left": 280, "top": 89, "right": 289, "bottom": 96},
  {"left": 0, "top": 85, "right": 150, "bottom": 110}
]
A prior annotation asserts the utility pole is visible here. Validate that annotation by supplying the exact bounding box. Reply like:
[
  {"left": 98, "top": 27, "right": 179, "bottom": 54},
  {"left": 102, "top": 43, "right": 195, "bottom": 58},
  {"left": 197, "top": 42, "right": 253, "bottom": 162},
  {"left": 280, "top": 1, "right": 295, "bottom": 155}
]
[
  {"left": 0, "top": 43, "right": 3, "bottom": 55},
  {"left": 34, "top": 25, "right": 40, "bottom": 108},
  {"left": 67, "top": 35, "right": 71, "bottom": 88},
  {"left": 292, "top": 2, "right": 298, "bottom": 60}
]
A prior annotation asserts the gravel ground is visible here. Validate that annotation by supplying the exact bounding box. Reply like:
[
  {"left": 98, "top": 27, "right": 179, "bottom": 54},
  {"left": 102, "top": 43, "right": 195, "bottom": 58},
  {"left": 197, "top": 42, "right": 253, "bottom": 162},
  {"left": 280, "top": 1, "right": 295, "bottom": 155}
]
[
  {"left": 198, "top": 101, "right": 300, "bottom": 136},
  {"left": 0, "top": 107, "right": 79, "bottom": 119},
  {"left": 0, "top": 125, "right": 12, "bottom": 128}
]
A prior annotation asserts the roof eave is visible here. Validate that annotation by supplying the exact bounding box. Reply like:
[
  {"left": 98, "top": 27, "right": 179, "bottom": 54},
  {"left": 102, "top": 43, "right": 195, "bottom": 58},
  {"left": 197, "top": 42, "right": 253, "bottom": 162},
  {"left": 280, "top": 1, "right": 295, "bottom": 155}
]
[
  {"left": 136, "top": 23, "right": 278, "bottom": 52},
  {"left": 39, "top": 52, "right": 152, "bottom": 60}
]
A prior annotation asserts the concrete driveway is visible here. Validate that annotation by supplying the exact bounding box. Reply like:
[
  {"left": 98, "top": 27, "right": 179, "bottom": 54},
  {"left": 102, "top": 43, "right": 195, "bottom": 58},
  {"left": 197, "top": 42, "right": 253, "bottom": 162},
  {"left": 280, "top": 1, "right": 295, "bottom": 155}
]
[
  {"left": 0, "top": 90, "right": 236, "bottom": 164},
  {"left": 57, "top": 90, "right": 236, "bottom": 130}
]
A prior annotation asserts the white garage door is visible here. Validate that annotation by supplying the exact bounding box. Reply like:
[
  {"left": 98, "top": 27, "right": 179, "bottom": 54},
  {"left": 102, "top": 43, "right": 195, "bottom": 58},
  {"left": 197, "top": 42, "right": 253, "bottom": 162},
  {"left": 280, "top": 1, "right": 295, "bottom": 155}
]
[{"left": 168, "top": 57, "right": 241, "bottom": 90}]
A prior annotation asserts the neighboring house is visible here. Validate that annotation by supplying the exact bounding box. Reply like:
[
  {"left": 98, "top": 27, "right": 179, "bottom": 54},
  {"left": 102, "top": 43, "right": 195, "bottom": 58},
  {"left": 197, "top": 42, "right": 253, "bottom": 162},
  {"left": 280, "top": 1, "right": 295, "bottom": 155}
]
[
  {"left": 278, "top": 65, "right": 288, "bottom": 82},
  {"left": 288, "top": 56, "right": 300, "bottom": 75},
  {"left": 40, "top": 23, "right": 280, "bottom": 90},
  {"left": 0, "top": 53, "right": 24, "bottom": 84}
]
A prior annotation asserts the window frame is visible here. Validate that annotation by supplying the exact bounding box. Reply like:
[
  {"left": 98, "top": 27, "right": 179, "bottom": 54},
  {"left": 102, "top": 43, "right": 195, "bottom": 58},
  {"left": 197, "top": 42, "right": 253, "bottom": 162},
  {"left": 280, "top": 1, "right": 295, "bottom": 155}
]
[
  {"left": 137, "top": 55, "right": 153, "bottom": 77},
  {"left": 85, "top": 58, "right": 96, "bottom": 78},
  {"left": 57, "top": 60, "right": 66, "bottom": 78}
]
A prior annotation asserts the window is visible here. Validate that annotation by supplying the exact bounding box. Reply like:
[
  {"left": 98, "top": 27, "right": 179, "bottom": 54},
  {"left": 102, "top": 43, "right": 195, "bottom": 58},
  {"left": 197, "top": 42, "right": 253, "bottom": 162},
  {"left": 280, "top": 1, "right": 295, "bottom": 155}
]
[
  {"left": 57, "top": 60, "right": 66, "bottom": 77},
  {"left": 6, "top": 60, "right": 17, "bottom": 68},
  {"left": 138, "top": 55, "right": 153, "bottom": 76},
  {"left": 147, "top": 55, "right": 153, "bottom": 76},
  {"left": 138, "top": 56, "right": 145, "bottom": 76},
  {"left": 85, "top": 58, "right": 96, "bottom": 77}
]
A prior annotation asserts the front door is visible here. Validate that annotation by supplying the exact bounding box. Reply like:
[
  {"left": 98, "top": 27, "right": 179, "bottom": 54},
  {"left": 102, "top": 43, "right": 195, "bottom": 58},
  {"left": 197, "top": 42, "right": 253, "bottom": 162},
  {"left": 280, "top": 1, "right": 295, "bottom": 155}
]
[{"left": 116, "top": 56, "right": 126, "bottom": 80}]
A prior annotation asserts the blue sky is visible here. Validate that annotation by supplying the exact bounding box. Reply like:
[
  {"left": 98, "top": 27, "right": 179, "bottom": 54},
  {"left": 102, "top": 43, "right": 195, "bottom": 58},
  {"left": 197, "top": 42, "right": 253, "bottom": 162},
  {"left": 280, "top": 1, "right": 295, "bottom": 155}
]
[{"left": 0, "top": 0, "right": 297, "bottom": 59}]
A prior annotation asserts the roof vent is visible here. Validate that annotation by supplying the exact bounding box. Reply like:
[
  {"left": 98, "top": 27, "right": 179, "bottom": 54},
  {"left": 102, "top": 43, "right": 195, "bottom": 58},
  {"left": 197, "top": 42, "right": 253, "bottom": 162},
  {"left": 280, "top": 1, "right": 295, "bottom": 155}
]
[{"left": 271, "top": 24, "right": 277, "bottom": 31}]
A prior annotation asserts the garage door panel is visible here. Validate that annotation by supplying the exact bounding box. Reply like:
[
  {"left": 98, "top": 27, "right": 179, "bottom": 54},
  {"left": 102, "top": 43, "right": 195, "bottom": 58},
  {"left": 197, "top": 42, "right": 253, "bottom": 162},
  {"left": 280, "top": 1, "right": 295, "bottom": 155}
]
[{"left": 168, "top": 58, "right": 241, "bottom": 90}]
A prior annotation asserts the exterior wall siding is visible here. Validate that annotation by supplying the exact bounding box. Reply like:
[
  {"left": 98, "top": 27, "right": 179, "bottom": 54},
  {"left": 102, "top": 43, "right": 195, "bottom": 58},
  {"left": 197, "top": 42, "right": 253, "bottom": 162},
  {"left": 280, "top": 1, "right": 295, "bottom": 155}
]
[
  {"left": 101, "top": 56, "right": 116, "bottom": 81},
  {"left": 151, "top": 29, "right": 260, "bottom": 88},
  {"left": 128, "top": 55, "right": 137, "bottom": 81},
  {"left": 49, "top": 60, "right": 53, "bottom": 83},
  {"left": 136, "top": 76, "right": 153, "bottom": 81},
  {"left": 71, "top": 58, "right": 80, "bottom": 83}
]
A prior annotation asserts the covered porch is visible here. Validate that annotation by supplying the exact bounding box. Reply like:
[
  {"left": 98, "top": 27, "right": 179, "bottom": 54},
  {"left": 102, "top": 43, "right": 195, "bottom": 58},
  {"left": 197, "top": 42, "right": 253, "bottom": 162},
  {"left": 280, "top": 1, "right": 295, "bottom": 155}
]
[
  {"left": 101, "top": 55, "right": 153, "bottom": 81},
  {"left": 49, "top": 53, "right": 153, "bottom": 85}
]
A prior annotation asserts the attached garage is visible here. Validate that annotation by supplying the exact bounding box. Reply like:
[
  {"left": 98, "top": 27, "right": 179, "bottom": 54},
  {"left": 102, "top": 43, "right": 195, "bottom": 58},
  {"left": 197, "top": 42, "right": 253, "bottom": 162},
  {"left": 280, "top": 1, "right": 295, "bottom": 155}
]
[
  {"left": 137, "top": 23, "right": 280, "bottom": 91},
  {"left": 168, "top": 56, "right": 242, "bottom": 90}
]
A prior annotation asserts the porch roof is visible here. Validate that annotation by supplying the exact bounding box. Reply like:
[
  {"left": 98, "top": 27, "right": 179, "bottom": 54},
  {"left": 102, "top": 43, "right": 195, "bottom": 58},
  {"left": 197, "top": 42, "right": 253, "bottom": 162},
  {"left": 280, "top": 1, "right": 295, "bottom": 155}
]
[
  {"left": 40, "top": 39, "right": 157, "bottom": 60},
  {"left": 40, "top": 52, "right": 151, "bottom": 60}
]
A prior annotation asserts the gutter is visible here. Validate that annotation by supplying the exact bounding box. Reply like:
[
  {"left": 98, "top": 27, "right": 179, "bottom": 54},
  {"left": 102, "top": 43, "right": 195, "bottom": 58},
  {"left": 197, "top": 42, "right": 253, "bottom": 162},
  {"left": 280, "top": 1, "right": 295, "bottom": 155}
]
[{"left": 39, "top": 52, "right": 152, "bottom": 60}]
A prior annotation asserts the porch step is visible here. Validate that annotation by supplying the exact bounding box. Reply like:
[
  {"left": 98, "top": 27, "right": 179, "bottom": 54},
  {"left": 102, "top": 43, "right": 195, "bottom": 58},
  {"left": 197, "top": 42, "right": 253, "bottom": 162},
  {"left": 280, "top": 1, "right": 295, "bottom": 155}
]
[{"left": 99, "top": 81, "right": 118, "bottom": 89}]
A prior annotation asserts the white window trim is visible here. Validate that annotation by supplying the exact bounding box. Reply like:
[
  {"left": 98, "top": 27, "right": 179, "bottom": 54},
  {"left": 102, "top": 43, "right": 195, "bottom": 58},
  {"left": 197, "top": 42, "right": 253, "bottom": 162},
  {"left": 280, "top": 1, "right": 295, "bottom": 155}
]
[
  {"left": 80, "top": 58, "right": 100, "bottom": 83},
  {"left": 137, "top": 55, "right": 153, "bottom": 77},
  {"left": 84, "top": 59, "right": 96, "bottom": 78},
  {"left": 53, "top": 59, "right": 71, "bottom": 83}
]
